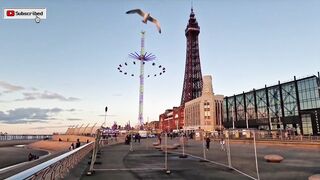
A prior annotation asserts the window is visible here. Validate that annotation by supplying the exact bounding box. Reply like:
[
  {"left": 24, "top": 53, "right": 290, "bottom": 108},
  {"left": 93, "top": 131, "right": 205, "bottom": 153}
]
[
  {"left": 298, "top": 77, "right": 320, "bottom": 110},
  {"left": 301, "top": 114, "right": 313, "bottom": 135},
  {"left": 256, "top": 90, "right": 268, "bottom": 119}
]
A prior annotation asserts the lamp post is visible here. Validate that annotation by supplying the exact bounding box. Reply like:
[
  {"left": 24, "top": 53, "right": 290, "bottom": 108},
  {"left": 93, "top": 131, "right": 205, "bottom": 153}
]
[
  {"left": 231, "top": 107, "right": 235, "bottom": 129},
  {"left": 104, "top": 106, "right": 108, "bottom": 127},
  {"left": 245, "top": 111, "right": 249, "bottom": 129},
  {"left": 219, "top": 104, "right": 222, "bottom": 131}
]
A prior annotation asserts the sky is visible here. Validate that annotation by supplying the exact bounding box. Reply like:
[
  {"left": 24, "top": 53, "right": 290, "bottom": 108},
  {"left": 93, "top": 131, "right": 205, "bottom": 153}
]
[{"left": 0, "top": 0, "right": 319, "bottom": 134}]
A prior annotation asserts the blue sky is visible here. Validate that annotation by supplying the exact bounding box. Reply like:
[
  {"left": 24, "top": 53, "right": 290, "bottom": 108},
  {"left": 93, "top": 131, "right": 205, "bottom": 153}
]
[{"left": 0, "top": 0, "right": 319, "bottom": 134}]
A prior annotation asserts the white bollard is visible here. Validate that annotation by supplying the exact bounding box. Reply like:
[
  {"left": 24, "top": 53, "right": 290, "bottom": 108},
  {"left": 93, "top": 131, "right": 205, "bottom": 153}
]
[
  {"left": 226, "top": 130, "right": 232, "bottom": 168},
  {"left": 165, "top": 132, "right": 169, "bottom": 171},
  {"left": 202, "top": 131, "right": 207, "bottom": 160},
  {"left": 253, "top": 130, "right": 260, "bottom": 180},
  {"left": 130, "top": 132, "right": 133, "bottom": 151}
]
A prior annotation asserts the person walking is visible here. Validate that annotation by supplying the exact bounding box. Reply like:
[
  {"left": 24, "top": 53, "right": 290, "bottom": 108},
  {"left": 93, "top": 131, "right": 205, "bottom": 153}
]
[
  {"left": 220, "top": 138, "right": 225, "bottom": 151},
  {"left": 137, "top": 133, "right": 141, "bottom": 143},
  {"left": 158, "top": 134, "right": 162, "bottom": 145},
  {"left": 205, "top": 136, "right": 211, "bottom": 151}
]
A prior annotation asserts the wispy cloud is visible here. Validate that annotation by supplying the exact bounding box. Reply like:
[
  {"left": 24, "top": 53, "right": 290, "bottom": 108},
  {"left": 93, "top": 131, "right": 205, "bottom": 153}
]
[
  {"left": 15, "top": 91, "right": 80, "bottom": 102},
  {"left": 0, "top": 81, "right": 24, "bottom": 93},
  {"left": 67, "top": 118, "right": 82, "bottom": 121},
  {"left": 0, "top": 108, "right": 63, "bottom": 124},
  {"left": 0, "top": 80, "right": 80, "bottom": 102},
  {"left": 30, "top": 125, "right": 71, "bottom": 130},
  {"left": 98, "top": 114, "right": 118, "bottom": 117}
]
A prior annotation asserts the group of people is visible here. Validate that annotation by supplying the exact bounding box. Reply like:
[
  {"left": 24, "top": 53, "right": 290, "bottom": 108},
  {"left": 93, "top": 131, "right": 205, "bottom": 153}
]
[
  {"left": 69, "top": 139, "right": 81, "bottom": 150},
  {"left": 28, "top": 153, "right": 39, "bottom": 161},
  {"left": 124, "top": 133, "right": 142, "bottom": 145}
]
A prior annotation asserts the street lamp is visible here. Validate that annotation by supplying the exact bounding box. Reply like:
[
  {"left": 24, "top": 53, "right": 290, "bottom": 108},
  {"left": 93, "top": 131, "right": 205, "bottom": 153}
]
[
  {"left": 104, "top": 106, "right": 108, "bottom": 127},
  {"left": 231, "top": 107, "right": 235, "bottom": 129},
  {"left": 245, "top": 111, "right": 249, "bottom": 129}
]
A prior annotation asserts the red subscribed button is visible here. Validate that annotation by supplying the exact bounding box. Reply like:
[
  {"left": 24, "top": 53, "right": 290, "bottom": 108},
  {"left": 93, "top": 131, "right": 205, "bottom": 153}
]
[{"left": 6, "top": 10, "right": 15, "bottom": 16}]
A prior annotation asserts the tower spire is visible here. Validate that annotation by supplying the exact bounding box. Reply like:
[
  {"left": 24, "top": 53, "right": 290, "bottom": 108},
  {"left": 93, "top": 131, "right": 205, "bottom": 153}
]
[
  {"left": 191, "top": 0, "right": 193, "bottom": 12},
  {"left": 181, "top": 8, "right": 202, "bottom": 105}
]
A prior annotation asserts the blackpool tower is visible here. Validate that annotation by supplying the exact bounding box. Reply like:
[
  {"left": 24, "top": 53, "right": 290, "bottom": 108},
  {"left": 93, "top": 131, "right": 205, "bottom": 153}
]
[{"left": 180, "top": 8, "right": 203, "bottom": 105}]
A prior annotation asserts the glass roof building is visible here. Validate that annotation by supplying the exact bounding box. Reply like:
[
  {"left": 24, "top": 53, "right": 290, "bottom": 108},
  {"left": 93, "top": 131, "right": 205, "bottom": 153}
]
[{"left": 223, "top": 73, "right": 320, "bottom": 135}]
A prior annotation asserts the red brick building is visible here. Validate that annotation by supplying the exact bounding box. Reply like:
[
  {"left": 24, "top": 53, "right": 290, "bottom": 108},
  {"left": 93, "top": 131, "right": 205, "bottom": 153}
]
[
  {"left": 144, "top": 121, "right": 160, "bottom": 132},
  {"left": 159, "top": 106, "right": 184, "bottom": 132}
]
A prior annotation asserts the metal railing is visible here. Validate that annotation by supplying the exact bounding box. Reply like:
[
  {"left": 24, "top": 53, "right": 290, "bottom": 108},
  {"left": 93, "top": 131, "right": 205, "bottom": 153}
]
[
  {"left": 0, "top": 135, "right": 52, "bottom": 141},
  {"left": 6, "top": 142, "right": 94, "bottom": 180},
  {"left": 212, "top": 130, "right": 320, "bottom": 142}
]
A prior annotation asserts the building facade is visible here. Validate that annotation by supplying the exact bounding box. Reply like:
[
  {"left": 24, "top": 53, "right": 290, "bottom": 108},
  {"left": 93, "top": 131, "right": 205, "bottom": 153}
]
[
  {"left": 215, "top": 95, "right": 224, "bottom": 130},
  {"left": 144, "top": 121, "right": 160, "bottom": 132},
  {"left": 159, "top": 106, "right": 185, "bottom": 132},
  {"left": 223, "top": 74, "right": 320, "bottom": 135},
  {"left": 184, "top": 75, "right": 224, "bottom": 132}
]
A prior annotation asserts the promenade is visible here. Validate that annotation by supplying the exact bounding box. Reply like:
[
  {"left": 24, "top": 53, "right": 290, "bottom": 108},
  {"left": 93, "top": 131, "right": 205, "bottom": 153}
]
[
  {"left": 70, "top": 138, "right": 249, "bottom": 180},
  {"left": 68, "top": 137, "right": 320, "bottom": 180}
]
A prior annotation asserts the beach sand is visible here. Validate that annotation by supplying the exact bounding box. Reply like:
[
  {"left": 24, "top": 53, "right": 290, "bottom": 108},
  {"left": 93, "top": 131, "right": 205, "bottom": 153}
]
[{"left": 27, "top": 140, "right": 71, "bottom": 152}]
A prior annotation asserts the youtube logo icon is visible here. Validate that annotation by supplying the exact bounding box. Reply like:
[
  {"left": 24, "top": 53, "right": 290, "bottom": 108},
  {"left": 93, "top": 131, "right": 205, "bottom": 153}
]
[{"left": 6, "top": 10, "right": 15, "bottom": 16}]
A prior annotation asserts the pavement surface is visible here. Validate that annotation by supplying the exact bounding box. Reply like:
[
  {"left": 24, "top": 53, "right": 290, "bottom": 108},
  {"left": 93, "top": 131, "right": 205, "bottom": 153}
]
[
  {"left": 0, "top": 146, "right": 48, "bottom": 169},
  {"left": 0, "top": 140, "right": 69, "bottom": 179},
  {"left": 69, "top": 138, "right": 249, "bottom": 180},
  {"left": 68, "top": 137, "right": 320, "bottom": 180}
]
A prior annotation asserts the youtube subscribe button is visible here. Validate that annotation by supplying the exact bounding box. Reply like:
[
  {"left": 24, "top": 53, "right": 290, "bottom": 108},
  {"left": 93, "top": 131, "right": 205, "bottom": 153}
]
[{"left": 3, "top": 8, "right": 46, "bottom": 19}]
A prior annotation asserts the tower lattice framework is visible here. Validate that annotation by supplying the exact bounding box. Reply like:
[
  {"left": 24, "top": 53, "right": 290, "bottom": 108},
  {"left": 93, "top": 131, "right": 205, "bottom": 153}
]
[{"left": 181, "top": 8, "right": 203, "bottom": 105}]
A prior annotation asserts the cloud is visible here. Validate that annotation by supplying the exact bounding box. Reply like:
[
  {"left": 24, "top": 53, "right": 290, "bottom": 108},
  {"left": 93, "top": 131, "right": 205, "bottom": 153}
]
[
  {"left": 67, "top": 109, "right": 77, "bottom": 112},
  {"left": 15, "top": 91, "right": 80, "bottom": 102},
  {"left": 30, "top": 125, "right": 71, "bottom": 130},
  {"left": 67, "top": 118, "right": 82, "bottom": 121},
  {"left": 98, "top": 114, "right": 118, "bottom": 117},
  {"left": 0, "top": 81, "right": 24, "bottom": 93},
  {"left": 0, "top": 80, "right": 80, "bottom": 102},
  {"left": 0, "top": 108, "right": 63, "bottom": 124}
]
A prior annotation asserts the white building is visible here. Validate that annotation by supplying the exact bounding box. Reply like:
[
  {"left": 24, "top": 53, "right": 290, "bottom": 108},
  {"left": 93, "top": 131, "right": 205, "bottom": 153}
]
[{"left": 184, "top": 75, "right": 224, "bottom": 132}]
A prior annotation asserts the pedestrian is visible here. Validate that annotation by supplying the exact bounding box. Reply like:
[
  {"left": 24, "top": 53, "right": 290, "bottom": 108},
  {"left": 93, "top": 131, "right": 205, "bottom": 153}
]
[
  {"left": 158, "top": 134, "right": 162, "bottom": 144},
  {"left": 220, "top": 138, "right": 225, "bottom": 151},
  {"left": 125, "top": 135, "right": 129, "bottom": 145},
  {"left": 137, "top": 133, "right": 141, "bottom": 143},
  {"left": 28, "top": 153, "right": 33, "bottom": 161},
  {"left": 69, "top": 143, "right": 74, "bottom": 150},
  {"left": 76, "top": 139, "right": 81, "bottom": 148},
  {"left": 205, "top": 136, "right": 211, "bottom": 151},
  {"left": 134, "top": 133, "right": 137, "bottom": 142}
]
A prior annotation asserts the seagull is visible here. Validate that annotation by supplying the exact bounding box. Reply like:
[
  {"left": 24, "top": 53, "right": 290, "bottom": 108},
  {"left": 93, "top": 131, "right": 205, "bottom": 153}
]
[{"left": 126, "top": 9, "right": 161, "bottom": 34}]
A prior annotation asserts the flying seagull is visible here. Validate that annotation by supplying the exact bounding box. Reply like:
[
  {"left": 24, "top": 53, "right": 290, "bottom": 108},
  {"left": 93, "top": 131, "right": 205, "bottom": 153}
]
[{"left": 126, "top": 9, "right": 161, "bottom": 34}]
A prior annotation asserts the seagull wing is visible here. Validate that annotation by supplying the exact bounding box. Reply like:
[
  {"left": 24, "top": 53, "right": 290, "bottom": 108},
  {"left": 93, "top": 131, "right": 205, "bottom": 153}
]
[
  {"left": 147, "top": 16, "right": 161, "bottom": 34},
  {"left": 126, "top": 9, "right": 145, "bottom": 17}
]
